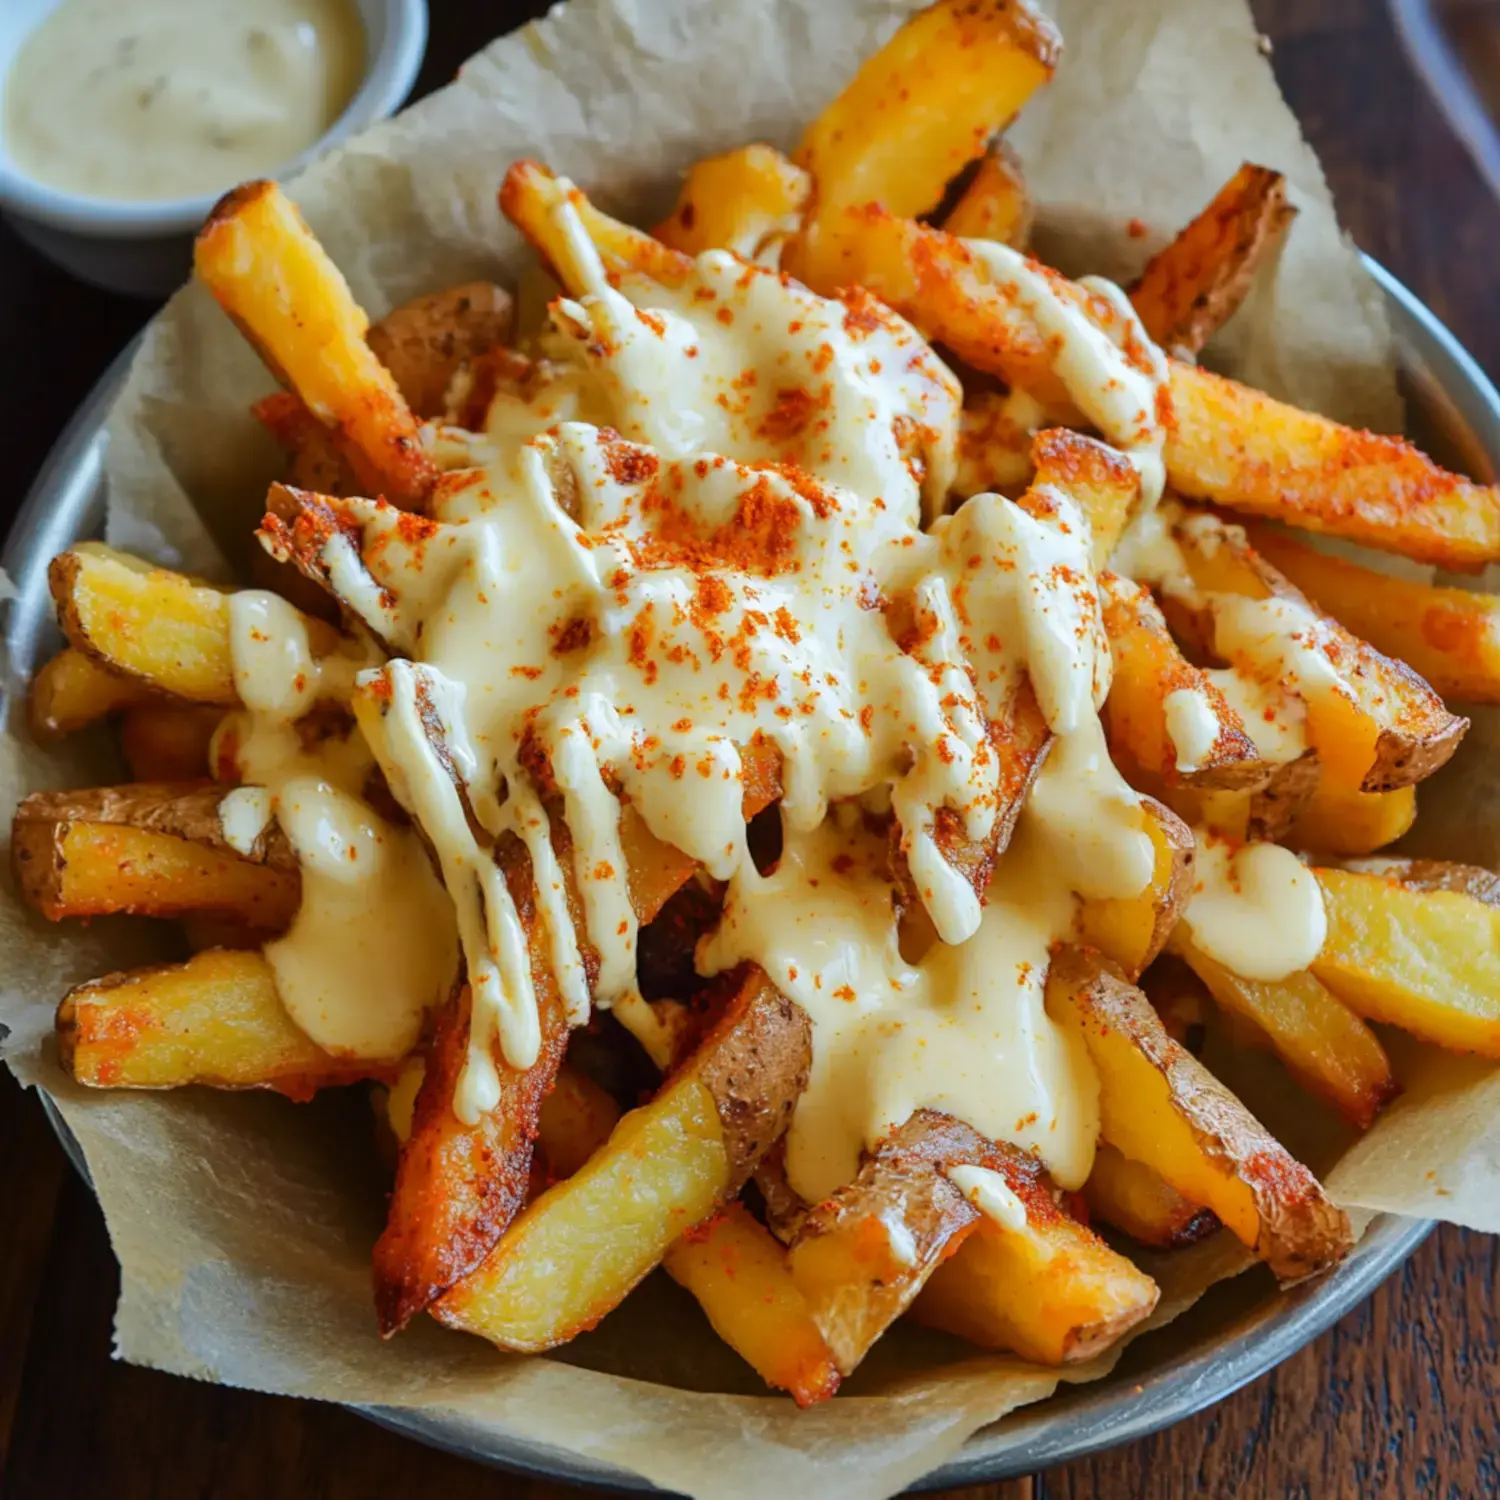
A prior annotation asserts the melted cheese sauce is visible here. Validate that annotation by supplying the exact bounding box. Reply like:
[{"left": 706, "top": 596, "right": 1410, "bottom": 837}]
[
  {"left": 221, "top": 178, "right": 1332, "bottom": 1196},
  {"left": 1164, "top": 686, "right": 1221, "bottom": 773},
  {"left": 3, "top": 0, "right": 364, "bottom": 202}
]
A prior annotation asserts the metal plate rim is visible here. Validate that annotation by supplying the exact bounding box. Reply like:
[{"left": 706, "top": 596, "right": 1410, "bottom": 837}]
[{"left": 9, "top": 252, "right": 1492, "bottom": 1494}]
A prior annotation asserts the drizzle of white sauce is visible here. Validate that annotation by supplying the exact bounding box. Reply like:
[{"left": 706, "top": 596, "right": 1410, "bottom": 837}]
[
  {"left": 1164, "top": 686, "right": 1221, "bottom": 773},
  {"left": 947, "top": 1164, "right": 1030, "bottom": 1233},
  {"left": 218, "top": 784, "right": 273, "bottom": 855}
]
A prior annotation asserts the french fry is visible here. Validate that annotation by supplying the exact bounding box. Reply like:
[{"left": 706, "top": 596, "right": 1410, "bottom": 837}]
[
  {"left": 1164, "top": 512, "right": 1468, "bottom": 793},
  {"left": 1033, "top": 427, "right": 1143, "bottom": 564},
  {"left": 12, "top": 783, "right": 299, "bottom": 927},
  {"left": 48, "top": 542, "right": 343, "bottom": 705},
  {"left": 1047, "top": 947, "right": 1353, "bottom": 1283},
  {"left": 1172, "top": 932, "right": 1398, "bottom": 1130},
  {"left": 794, "top": 0, "right": 1059, "bottom": 289},
  {"left": 1128, "top": 163, "right": 1296, "bottom": 356},
  {"left": 28, "top": 646, "right": 154, "bottom": 738},
  {"left": 1166, "top": 363, "right": 1500, "bottom": 572},
  {"left": 366, "top": 281, "right": 514, "bottom": 420},
  {"left": 911, "top": 1151, "right": 1160, "bottom": 1364},
  {"left": 1077, "top": 796, "right": 1194, "bottom": 980},
  {"left": 534, "top": 1063, "right": 622, "bottom": 1180},
  {"left": 434, "top": 966, "right": 810, "bottom": 1352},
  {"left": 195, "top": 180, "right": 437, "bottom": 507},
  {"left": 118, "top": 703, "right": 223, "bottom": 781},
  {"left": 1285, "top": 780, "right": 1416, "bottom": 856},
  {"left": 941, "top": 139, "right": 1033, "bottom": 248},
  {"left": 253, "top": 390, "right": 360, "bottom": 497},
  {"left": 1082, "top": 1143, "right": 1220, "bottom": 1249},
  {"left": 786, "top": 1110, "right": 989, "bottom": 1374},
  {"left": 1099, "top": 572, "right": 1267, "bottom": 791},
  {"left": 1248, "top": 525, "right": 1500, "bottom": 704},
  {"left": 794, "top": 207, "right": 1500, "bottom": 570},
  {"left": 1311, "top": 866, "right": 1500, "bottom": 1056},
  {"left": 655, "top": 145, "right": 811, "bottom": 264},
  {"left": 501, "top": 160, "right": 694, "bottom": 297},
  {"left": 57, "top": 948, "right": 379, "bottom": 1098},
  {"left": 665, "top": 1203, "right": 842, "bottom": 1407}
]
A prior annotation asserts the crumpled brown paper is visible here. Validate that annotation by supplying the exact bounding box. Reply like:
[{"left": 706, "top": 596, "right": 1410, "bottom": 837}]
[{"left": 2, "top": 0, "right": 1494, "bottom": 1494}]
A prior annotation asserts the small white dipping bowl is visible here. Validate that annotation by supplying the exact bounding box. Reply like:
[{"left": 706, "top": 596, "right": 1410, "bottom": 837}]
[{"left": 0, "top": 0, "right": 427, "bottom": 297}]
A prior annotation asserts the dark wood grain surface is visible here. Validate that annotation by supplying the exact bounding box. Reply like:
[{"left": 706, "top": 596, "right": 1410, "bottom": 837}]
[{"left": 3, "top": 3, "right": 1498, "bottom": 1498}]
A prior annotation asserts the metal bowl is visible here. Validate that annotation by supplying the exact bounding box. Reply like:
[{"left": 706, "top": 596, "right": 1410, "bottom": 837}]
[{"left": 6, "top": 255, "right": 1495, "bottom": 1494}]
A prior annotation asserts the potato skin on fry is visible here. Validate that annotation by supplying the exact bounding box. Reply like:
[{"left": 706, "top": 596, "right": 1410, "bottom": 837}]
[
  {"left": 366, "top": 281, "right": 514, "bottom": 420},
  {"left": 29, "top": 647, "right": 153, "bottom": 739},
  {"left": 1129, "top": 163, "right": 1295, "bottom": 356},
  {"left": 433, "top": 966, "right": 810, "bottom": 1353},
  {"left": 1047, "top": 947, "right": 1353, "bottom": 1284}
]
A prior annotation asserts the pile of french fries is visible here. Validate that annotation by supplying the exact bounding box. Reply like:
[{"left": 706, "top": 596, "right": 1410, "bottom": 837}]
[{"left": 16, "top": 0, "right": 1500, "bottom": 1407}]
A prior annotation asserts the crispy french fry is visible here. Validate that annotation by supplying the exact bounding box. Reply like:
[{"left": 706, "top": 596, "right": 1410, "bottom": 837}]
[
  {"left": 1285, "top": 780, "right": 1416, "bottom": 856},
  {"left": 787, "top": 1110, "right": 990, "bottom": 1374},
  {"left": 1099, "top": 572, "right": 1267, "bottom": 791},
  {"left": 195, "top": 180, "right": 437, "bottom": 507},
  {"left": 1047, "top": 947, "right": 1352, "bottom": 1283},
  {"left": 48, "top": 542, "right": 343, "bottom": 705},
  {"left": 1167, "top": 363, "right": 1500, "bottom": 571},
  {"left": 1172, "top": 932, "right": 1398, "bottom": 1130},
  {"left": 434, "top": 966, "right": 810, "bottom": 1352},
  {"left": 1128, "top": 163, "right": 1295, "bottom": 356},
  {"left": 28, "top": 646, "right": 154, "bottom": 738},
  {"left": 253, "top": 390, "right": 361, "bottom": 497},
  {"left": 535, "top": 1064, "right": 622, "bottom": 1180},
  {"left": 911, "top": 1151, "right": 1160, "bottom": 1364},
  {"left": 794, "top": 0, "right": 1058, "bottom": 289},
  {"left": 1311, "top": 866, "right": 1500, "bottom": 1056},
  {"left": 57, "top": 948, "right": 378, "bottom": 1098},
  {"left": 366, "top": 281, "right": 514, "bottom": 420},
  {"left": 665, "top": 1203, "right": 842, "bottom": 1407},
  {"left": 118, "top": 703, "right": 223, "bottom": 781},
  {"left": 1164, "top": 513, "right": 1467, "bottom": 793},
  {"left": 941, "top": 140, "right": 1033, "bottom": 248},
  {"left": 1077, "top": 796, "right": 1194, "bottom": 979},
  {"left": 501, "top": 160, "right": 694, "bottom": 297},
  {"left": 1082, "top": 1143, "right": 1220, "bottom": 1249},
  {"left": 1248, "top": 526, "right": 1500, "bottom": 704},
  {"left": 795, "top": 207, "right": 1500, "bottom": 570},
  {"left": 1033, "top": 427, "right": 1143, "bottom": 564},
  {"left": 12, "top": 783, "right": 298, "bottom": 926},
  {"left": 655, "top": 145, "right": 811, "bottom": 263}
]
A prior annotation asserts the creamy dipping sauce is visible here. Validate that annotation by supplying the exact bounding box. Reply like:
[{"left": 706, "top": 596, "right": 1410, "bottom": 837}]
[{"left": 3, "top": 0, "right": 364, "bottom": 201}]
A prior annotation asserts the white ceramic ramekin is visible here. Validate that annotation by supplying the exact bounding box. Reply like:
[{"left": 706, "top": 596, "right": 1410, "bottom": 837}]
[{"left": 0, "top": 0, "right": 427, "bottom": 297}]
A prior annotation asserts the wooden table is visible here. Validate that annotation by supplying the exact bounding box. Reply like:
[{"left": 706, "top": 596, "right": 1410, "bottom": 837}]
[{"left": 2, "top": 3, "right": 1497, "bottom": 1496}]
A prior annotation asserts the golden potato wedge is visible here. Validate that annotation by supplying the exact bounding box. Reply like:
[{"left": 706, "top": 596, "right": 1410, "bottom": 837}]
[
  {"left": 534, "top": 1063, "right": 622, "bottom": 1181},
  {"left": 1166, "top": 362, "right": 1500, "bottom": 572},
  {"left": 1081, "top": 1142, "right": 1220, "bottom": 1250},
  {"left": 1047, "top": 947, "right": 1353, "bottom": 1283},
  {"left": 434, "top": 966, "right": 810, "bottom": 1352},
  {"left": 1311, "top": 866, "right": 1500, "bottom": 1056},
  {"left": 1339, "top": 856, "right": 1500, "bottom": 906},
  {"left": 941, "top": 139, "right": 1033, "bottom": 248},
  {"left": 12, "top": 783, "right": 299, "bottom": 927},
  {"left": 49, "top": 542, "right": 343, "bottom": 705},
  {"left": 1248, "top": 525, "right": 1500, "bottom": 704},
  {"left": 1285, "top": 780, "right": 1416, "bottom": 857},
  {"left": 194, "top": 179, "right": 437, "bottom": 507},
  {"left": 118, "top": 703, "right": 224, "bottom": 781},
  {"left": 654, "top": 145, "right": 811, "bottom": 263},
  {"left": 911, "top": 1147, "right": 1160, "bottom": 1365},
  {"left": 794, "top": 0, "right": 1058, "bottom": 289},
  {"left": 28, "top": 646, "right": 154, "bottom": 739},
  {"left": 665, "top": 1203, "right": 841, "bottom": 1407},
  {"left": 1172, "top": 932, "right": 1398, "bottom": 1130},
  {"left": 1165, "top": 512, "right": 1468, "bottom": 792},
  {"left": 1099, "top": 572, "right": 1266, "bottom": 791},
  {"left": 1077, "top": 796, "right": 1194, "bottom": 980},
  {"left": 786, "top": 1110, "right": 992, "bottom": 1374},
  {"left": 57, "top": 948, "right": 378, "bottom": 1099},
  {"left": 1128, "top": 163, "right": 1296, "bottom": 357},
  {"left": 366, "top": 281, "right": 514, "bottom": 420}
]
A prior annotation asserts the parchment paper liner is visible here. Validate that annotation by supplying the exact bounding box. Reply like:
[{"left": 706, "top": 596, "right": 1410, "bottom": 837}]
[{"left": 2, "top": 1, "right": 1494, "bottom": 1495}]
